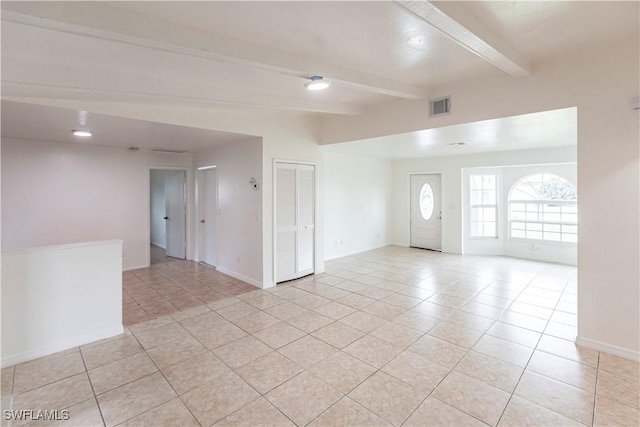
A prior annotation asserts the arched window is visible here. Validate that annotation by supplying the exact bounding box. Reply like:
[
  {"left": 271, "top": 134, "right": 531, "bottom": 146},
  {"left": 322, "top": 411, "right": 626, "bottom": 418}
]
[{"left": 509, "top": 173, "right": 577, "bottom": 244}]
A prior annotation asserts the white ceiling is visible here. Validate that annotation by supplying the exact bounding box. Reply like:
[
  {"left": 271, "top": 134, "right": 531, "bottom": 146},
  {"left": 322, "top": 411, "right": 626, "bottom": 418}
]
[
  {"left": 322, "top": 107, "right": 577, "bottom": 159},
  {"left": 1, "top": 1, "right": 637, "bottom": 115},
  {"left": 0, "top": 2, "right": 633, "bottom": 158},
  {"left": 0, "top": 101, "right": 255, "bottom": 152}
]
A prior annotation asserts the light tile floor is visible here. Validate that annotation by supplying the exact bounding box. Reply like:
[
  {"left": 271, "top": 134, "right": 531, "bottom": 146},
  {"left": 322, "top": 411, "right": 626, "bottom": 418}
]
[
  {"left": 2, "top": 246, "right": 639, "bottom": 426},
  {"left": 122, "top": 257, "right": 257, "bottom": 325}
]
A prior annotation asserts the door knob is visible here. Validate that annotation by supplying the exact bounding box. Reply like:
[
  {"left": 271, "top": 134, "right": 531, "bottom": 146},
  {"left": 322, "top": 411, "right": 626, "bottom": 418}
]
[
  {"left": 164, "top": 216, "right": 169, "bottom": 220},
  {"left": 200, "top": 220, "right": 205, "bottom": 223}
]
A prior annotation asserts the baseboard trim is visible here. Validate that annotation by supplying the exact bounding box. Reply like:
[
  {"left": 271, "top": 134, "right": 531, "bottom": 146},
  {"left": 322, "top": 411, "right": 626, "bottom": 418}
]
[
  {"left": 123, "top": 264, "right": 148, "bottom": 272},
  {"left": 325, "top": 243, "right": 392, "bottom": 262},
  {"left": 216, "top": 266, "right": 263, "bottom": 289},
  {"left": 1, "top": 325, "right": 124, "bottom": 368},
  {"left": 575, "top": 336, "right": 640, "bottom": 362}
]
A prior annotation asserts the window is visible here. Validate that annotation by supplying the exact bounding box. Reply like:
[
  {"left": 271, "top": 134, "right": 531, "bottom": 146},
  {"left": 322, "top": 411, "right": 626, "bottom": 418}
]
[
  {"left": 509, "top": 173, "right": 577, "bottom": 244},
  {"left": 419, "top": 183, "right": 434, "bottom": 220},
  {"left": 470, "top": 174, "right": 497, "bottom": 238}
]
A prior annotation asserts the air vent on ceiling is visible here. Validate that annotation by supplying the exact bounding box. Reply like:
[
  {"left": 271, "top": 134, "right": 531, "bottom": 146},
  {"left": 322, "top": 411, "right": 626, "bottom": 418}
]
[
  {"left": 429, "top": 96, "right": 451, "bottom": 117},
  {"left": 152, "top": 149, "right": 188, "bottom": 154}
]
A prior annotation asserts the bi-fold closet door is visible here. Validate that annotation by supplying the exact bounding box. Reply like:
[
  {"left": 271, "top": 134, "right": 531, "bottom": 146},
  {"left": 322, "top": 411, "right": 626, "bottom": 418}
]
[{"left": 276, "top": 163, "right": 315, "bottom": 283}]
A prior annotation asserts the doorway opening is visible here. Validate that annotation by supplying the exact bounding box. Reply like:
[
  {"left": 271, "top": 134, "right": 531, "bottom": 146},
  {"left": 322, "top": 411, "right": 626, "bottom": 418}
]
[
  {"left": 410, "top": 173, "right": 442, "bottom": 251},
  {"left": 197, "top": 166, "right": 218, "bottom": 268},
  {"left": 150, "top": 169, "right": 187, "bottom": 265}
]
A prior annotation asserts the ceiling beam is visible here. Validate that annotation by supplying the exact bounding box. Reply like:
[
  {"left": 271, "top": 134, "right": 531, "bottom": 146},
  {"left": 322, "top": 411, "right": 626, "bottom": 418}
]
[
  {"left": 1, "top": 80, "right": 364, "bottom": 116},
  {"left": 1, "top": 4, "right": 428, "bottom": 100},
  {"left": 395, "top": 1, "right": 532, "bottom": 78}
]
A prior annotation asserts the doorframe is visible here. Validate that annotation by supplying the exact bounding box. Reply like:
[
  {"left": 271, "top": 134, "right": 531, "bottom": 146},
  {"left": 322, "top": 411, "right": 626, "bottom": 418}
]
[
  {"left": 407, "top": 171, "right": 444, "bottom": 251},
  {"left": 147, "top": 166, "right": 190, "bottom": 267},
  {"left": 195, "top": 165, "right": 218, "bottom": 266},
  {"left": 272, "top": 159, "right": 318, "bottom": 286}
]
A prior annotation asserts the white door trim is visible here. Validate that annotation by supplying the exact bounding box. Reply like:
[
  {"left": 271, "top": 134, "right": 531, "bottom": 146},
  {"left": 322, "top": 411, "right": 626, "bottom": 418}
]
[
  {"left": 408, "top": 171, "right": 444, "bottom": 251},
  {"left": 273, "top": 159, "right": 317, "bottom": 286}
]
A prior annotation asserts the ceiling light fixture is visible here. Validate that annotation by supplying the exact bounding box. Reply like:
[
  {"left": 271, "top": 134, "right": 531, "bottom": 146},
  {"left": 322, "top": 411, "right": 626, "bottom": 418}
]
[
  {"left": 448, "top": 142, "right": 466, "bottom": 146},
  {"left": 305, "top": 75, "right": 331, "bottom": 91},
  {"left": 71, "top": 129, "right": 92, "bottom": 137}
]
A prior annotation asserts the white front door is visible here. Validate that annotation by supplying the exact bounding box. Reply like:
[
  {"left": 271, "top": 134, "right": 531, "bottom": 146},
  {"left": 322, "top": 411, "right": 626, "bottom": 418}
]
[
  {"left": 410, "top": 174, "right": 442, "bottom": 250},
  {"left": 200, "top": 168, "right": 218, "bottom": 266},
  {"left": 165, "top": 170, "right": 186, "bottom": 259},
  {"left": 276, "top": 163, "right": 315, "bottom": 283}
]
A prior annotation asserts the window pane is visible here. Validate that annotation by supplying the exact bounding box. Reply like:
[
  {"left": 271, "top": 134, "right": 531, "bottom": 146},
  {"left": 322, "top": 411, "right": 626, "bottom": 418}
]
[
  {"left": 483, "top": 190, "right": 497, "bottom": 205},
  {"left": 469, "top": 174, "right": 497, "bottom": 238},
  {"left": 544, "top": 224, "right": 561, "bottom": 233},
  {"left": 483, "top": 222, "right": 496, "bottom": 237},
  {"left": 511, "top": 229, "right": 525, "bottom": 238},
  {"left": 544, "top": 212, "right": 562, "bottom": 222},
  {"left": 526, "top": 212, "right": 540, "bottom": 221},
  {"left": 528, "top": 223, "right": 543, "bottom": 231},
  {"left": 544, "top": 232, "right": 562, "bottom": 241},
  {"left": 563, "top": 234, "right": 578, "bottom": 243},
  {"left": 419, "top": 184, "right": 434, "bottom": 220},
  {"left": 470, "top": 175, "right": 483, "bottom": 190},
  {"left": 527, "top": 231, "right": 543, "bottom": 240},
  {"left": 483, "top": 208, "right": 496, "bottom": 222},
  {"left": 471, "top": 207, "right": 482, "bottom": 222},
  {"left": 470, "top": 190, "right": 483, "bottom": 205}
]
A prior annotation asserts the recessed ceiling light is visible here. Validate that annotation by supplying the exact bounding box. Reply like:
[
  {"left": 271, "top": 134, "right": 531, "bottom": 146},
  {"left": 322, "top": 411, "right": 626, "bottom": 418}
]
[
  {"left": 305, "top": 76, "right": 331, "bottom": 91},
  {"left": 448, "top": 142, "right": 466, "bottom": 146},
  {"left": 71, "top": 129, "right": 92, "bottom": 137}
]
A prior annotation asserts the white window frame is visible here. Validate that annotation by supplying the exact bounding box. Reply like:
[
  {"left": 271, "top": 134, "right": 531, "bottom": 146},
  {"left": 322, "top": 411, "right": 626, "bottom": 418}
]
[
  {"left": 508, "top": 174, "right": 577, "bottom": 245},
  {"left": 469, "top": 173, "right": 498, "bottom": 239}
]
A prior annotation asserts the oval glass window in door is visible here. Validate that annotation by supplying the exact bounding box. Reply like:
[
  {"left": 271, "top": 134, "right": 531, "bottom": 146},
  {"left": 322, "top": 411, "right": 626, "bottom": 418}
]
[{"left": 420, "top": 183, "right": 434, "bottom": 220}]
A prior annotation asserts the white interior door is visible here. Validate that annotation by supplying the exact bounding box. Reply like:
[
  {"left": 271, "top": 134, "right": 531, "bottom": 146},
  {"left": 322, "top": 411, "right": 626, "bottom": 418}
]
[
  {"left": 201, "top": 168, "right": 218, "bottom": 266},
  {"left": 276, "top": 163, "right": 315, "bottom": 283},
  {"left": 165, "top": 170, "right": 186, "bottom": 259},
  {"left": 410, "top": 174, "right": 442, "bottom": 250},
  {"left": 297, "top": 165, "right": 315, "bottom": 276}
]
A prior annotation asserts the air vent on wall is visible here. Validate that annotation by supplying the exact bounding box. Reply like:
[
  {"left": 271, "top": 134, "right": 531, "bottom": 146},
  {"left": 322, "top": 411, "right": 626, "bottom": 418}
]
[{"left": 429, "top": 96, "right": 451, "bottom": 117}]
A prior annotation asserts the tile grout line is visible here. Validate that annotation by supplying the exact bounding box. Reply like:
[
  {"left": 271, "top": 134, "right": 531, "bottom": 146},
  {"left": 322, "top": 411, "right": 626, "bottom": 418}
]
[
  {"left": 495, "top": 274, "right": 592, "bottom": 426},
  {"left": 591, "top": 352, "right": 601, "bottom": 426},
  {"left": 78, "top": 348, "right": 108, "bottom": 427},
  {"left": 115, "top": 329, "right": 202, "bottom": 427}
]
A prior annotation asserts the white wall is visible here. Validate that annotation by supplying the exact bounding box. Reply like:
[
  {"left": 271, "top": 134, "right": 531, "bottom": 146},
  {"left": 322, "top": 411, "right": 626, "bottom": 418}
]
[
  {"left": 322, "top": 40, "right": 639, "bottom": 359},
  {"left": 12, "top": 104, "right": 325, "bottom": 288},
  {"left": 149, "top": 169, "right": 166, "bottom": 248},
  {"left": 193, "top": 138, "right": 263, "bottom": 287},
  {"left": 1, "top": 138, "right": 193, "bottom": 270},
  {"left": 323, "top": 151, "right": 392, "bottom": 260},
  {"left": 462, "top": 163, "right": 577, "bottom": 265},
  {"left": 1, "top": 240, "right": 123, "bottom": 367},
  {"left": 392, "top": 147, "right": 577, "bottom": 254}
]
